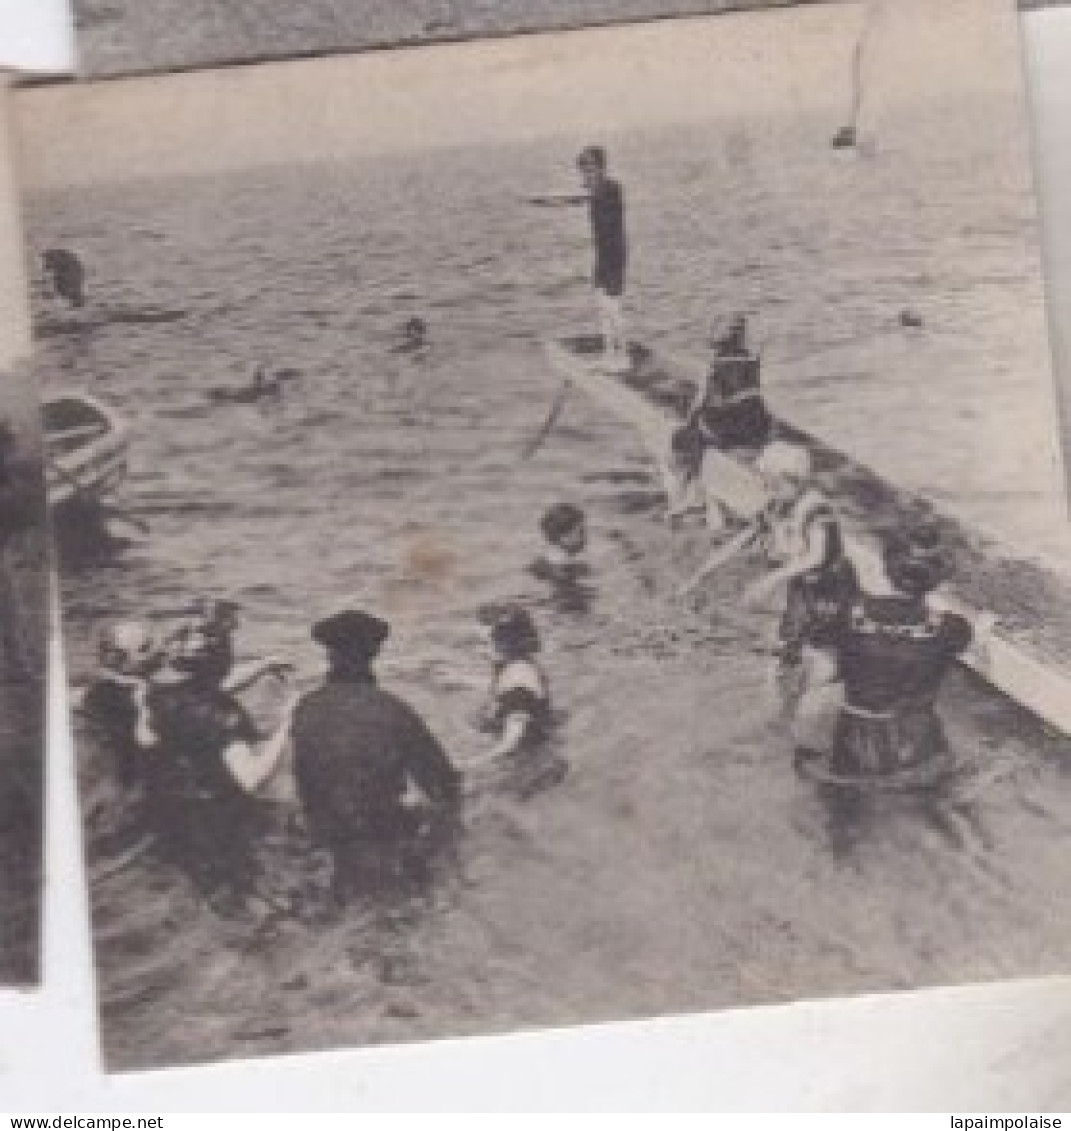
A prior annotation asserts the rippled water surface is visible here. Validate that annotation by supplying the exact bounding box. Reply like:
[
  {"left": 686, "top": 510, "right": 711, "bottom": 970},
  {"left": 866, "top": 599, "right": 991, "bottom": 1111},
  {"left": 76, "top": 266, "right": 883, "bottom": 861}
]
[
  {"left": 73, "top": 0, "right": 825, "bottom": 76},
  {"left": 28, "top": 101, "right": 1071, "bottom": 1068}
]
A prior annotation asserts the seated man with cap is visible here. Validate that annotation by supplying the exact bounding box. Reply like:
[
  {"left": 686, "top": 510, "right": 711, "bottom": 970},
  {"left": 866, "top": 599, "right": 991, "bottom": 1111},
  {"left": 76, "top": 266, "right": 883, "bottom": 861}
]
[{"left": 291, "top": 609, "right": 461, "bottom": 899}]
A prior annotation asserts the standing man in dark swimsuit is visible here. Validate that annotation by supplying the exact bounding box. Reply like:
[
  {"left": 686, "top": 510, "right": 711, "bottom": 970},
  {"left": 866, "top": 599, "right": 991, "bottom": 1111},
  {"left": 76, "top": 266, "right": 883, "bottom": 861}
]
[{"left": 529, "top": 145, "right": 629, "bottom": 372}]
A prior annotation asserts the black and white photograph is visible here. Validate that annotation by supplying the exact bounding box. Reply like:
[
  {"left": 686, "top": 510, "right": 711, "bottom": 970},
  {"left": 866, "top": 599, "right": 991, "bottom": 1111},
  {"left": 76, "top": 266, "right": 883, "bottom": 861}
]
[
  {"left": 16, "top": 0, "right": 1071, "bottom": 1071},
  {"left": 0, "top": 361, "right": 50, "bottom": 988},
  {"left": 71, "top": 0, "right": 825, "bottom": 78}
]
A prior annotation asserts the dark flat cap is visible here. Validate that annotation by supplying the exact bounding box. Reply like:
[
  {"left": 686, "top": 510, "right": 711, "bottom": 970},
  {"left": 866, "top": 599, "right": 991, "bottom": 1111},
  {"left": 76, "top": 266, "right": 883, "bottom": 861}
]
[{"left": 312, "top": 609, "right": 390, "bottom": 653}]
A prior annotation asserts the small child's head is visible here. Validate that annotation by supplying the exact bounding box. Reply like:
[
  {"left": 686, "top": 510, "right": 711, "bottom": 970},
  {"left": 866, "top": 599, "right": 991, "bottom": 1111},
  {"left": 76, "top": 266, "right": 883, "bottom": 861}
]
[
  {"left": 489, "top": 604, "right": 541, "bottom": 660},
  {"left": 880, "top": 520, "right": 948, "bottom": 598},
  {"left": 577, "top": 145, "right": 607, "bottom": 191},
  {"left": 756, "top": 440, "right": 811, "bottom": 501},
  {"left": 540, "top": 502, "right": 586, "bottom": 555}
]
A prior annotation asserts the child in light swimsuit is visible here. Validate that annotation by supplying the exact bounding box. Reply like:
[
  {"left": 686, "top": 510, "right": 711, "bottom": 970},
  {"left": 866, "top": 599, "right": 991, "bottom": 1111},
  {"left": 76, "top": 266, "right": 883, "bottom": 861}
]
[{"left": 680, "top": 440, "right": 859, "bottom": 726}]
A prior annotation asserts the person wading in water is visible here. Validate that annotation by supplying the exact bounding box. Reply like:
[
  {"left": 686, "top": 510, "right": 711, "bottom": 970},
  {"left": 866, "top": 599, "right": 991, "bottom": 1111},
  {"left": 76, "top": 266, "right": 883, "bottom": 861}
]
[
  {"left": 142, "top": 626, "right": 296, "bottom": 910},
  {"left": 681, "top": 440, "right": 859, "bottom": 726},
  {"left": 815, "top": 522, "right": 979, "bottom": 780},
  {"left": 465, "top": 604, "right": 567, "bottom": 801},
  {"left": 291, "top": 610, "right": 461, "bottom": 902},
  {"left": 81, "top": 621, "right": 167, "bottom": 788}
]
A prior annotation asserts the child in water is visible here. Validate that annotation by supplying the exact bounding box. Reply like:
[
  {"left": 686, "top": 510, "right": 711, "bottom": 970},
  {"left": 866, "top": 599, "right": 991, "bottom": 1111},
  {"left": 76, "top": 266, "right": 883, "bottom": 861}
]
[
  {"left": 681, "top": 440, "right": 859, "bottom": 723},
  {"left": 529, "top": 502, "right": 593, "bottom": 612},
  {"left": 821, "top": 522, "right": 977, "bottom": 778},
  {"left": 468, "top": 604, "right": 567, "bottom": 800}
]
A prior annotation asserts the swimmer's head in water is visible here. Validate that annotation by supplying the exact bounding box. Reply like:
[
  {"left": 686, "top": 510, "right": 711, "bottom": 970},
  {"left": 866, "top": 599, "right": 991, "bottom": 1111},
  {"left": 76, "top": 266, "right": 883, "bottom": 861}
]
[
  {"left": 881, "top": 521, "right": 949, "bottom": 597},
  {"left": 42, "top": 248, "right": 86, "bottom": 307},
  {"left": 99, "top": 620, "right": 158, "bottom": 676},
  {"left": 540, "top": 502, "right": 586, "bottom": 554},
  {"left": 403, "top": 317, "right": 427, "bottom": 344},
  {"left": 756, "top": 441, "right": 812, "bottom": 495},
  {"left": 490, "top": 604, "right": 541, "bottom": 659}
]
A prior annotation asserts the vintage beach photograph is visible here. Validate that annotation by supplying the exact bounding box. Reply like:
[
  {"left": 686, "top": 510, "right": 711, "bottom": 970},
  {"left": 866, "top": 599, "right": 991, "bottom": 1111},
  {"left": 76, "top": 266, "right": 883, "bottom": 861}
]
[
  {"left": 0, "top": 362, "right": 49, "bottom": 987},
  {"left": 16, "top": 0, "right": 1071, "bottom": 1069},
  {"left": 71, "top": 0, "right": 825, "bottom": 77}
]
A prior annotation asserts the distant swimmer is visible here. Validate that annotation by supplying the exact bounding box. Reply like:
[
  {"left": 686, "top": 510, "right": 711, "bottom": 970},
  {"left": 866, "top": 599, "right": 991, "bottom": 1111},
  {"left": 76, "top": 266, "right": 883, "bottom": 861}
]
[
  {"left": 468, "top": 605, "right": 567, "bottom": 800},
  {"left": 206, "top": 366, "right": 284, "bottom": 405},
  {"left": 392, "top": 316, "right": 429, "bottom": 355},
  {"left": 529, "top": 145, "right": 629, "bottom": 373},
  {"left": 42, "top": 248, "right": 86, "bottom": 308},
  {"left": 206, "top": 366, "right": 301, "bottom": 405},
  {"left": 898, "top": 308, "right": 924, "bottom": 329},
  {"left": 291, "top": 610, "right": 461, "bottom": 900},
  {"left": 803, "top": 522, "right": 983, "bottom": 779},
  {"left": 529, "top": 502, "right": 592, "bottom": 612},
  {"left": 682, "top": 441, "right": 859, "bottom": 722}
]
